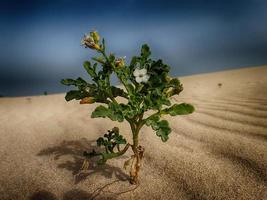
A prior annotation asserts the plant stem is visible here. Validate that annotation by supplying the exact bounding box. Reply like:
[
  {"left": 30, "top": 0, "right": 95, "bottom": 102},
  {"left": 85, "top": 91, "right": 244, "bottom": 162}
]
[
  {"left": 129, "top": 114, "right": 145, "bottom": 184},
  {"left": 102, "top": 143, "right": 131, "bottom": 161},
  {"left": 99, "top": 46, "right": 146, "bottom": 184}
]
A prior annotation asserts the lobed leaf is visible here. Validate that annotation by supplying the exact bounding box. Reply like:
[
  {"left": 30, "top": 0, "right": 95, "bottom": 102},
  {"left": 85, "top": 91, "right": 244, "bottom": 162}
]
[
  {"left": 163, "top": 103, "right": 194, "bottom": 116},
  {"left": 91, "top": 105, "right": 111, "bottom": 118},
  {"left": 83, "top": 61, "right": 97, "bottom": 78},
  {"left": 65, "top": 90, "right": 87, "bottom": 101},
  {"left": 91, "top": 103, "right": 124, "bottom": 122},
  {"left": 145, "top": 115, "right": 171, "bottom": 142},
  {"left": 141, "top": 44, "right": 151, "bottom": 59}
]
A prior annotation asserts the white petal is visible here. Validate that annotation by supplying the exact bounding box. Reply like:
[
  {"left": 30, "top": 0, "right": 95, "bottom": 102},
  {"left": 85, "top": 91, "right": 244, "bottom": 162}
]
[
  {"left": 133, "top": 69, "right": 141, "bottom": 77},
  {"left": 142, "top": 74, "right": 150, "bottom": 83},
  {"left": 135, "top": 76, "right": 143, "bottom": 83},
  {"left": 85, "top": 35, "right": 91, "bottom": 40},
  {"left": 139, "top": 68, "right": 147, "bottom": 75}
]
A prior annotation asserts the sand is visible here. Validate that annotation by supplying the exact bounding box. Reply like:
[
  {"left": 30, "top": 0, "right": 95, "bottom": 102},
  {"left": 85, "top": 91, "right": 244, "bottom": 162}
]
[{"left": 0, "top": 66, "right": 266, "bottom": 200}]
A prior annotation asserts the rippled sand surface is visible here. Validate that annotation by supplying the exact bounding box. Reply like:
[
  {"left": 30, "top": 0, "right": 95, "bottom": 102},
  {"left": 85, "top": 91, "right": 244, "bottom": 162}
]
[{"left": 0, "top": 66, "right": 266, "bottom": 200}]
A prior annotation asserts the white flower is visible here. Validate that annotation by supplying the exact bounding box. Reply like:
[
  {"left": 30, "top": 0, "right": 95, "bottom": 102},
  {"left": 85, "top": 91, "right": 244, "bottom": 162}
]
[
  {"left": 81, "top": 34, "right": 94, "bottom": 46},
  {"left": 133, "top": 68, "right": 150, "bottom": 83}
]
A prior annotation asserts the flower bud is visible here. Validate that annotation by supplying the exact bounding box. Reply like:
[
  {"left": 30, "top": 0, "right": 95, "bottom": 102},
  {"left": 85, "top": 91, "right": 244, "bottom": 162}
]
[
  {"left": 165, "top": 76, "right": 172, "bottom": 82},
  {"left": 112, "top": 127, "right": 119, "bottom": 133},
  {"left": 80, "top": 97, "right": 95, "bottom": 104},
  {"left": 81, "top": 32, "right": 101, "bottom": 51},
  {"left": 115, "top": 57, "right": 125, "bottom": 67},
  {"left": 90, "top": 31, "right": 100, "bottom": 43}
]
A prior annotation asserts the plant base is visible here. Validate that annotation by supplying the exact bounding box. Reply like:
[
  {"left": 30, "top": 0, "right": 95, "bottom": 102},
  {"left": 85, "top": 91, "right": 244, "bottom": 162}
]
[{"left": 129, "top": 145, "right": 145, "bottom": 184}]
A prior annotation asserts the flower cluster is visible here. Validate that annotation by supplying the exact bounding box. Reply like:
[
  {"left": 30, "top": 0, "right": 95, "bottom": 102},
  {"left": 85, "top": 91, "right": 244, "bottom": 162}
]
[{"left": 81, "top": 31, "right": 101, "bottom": 51}]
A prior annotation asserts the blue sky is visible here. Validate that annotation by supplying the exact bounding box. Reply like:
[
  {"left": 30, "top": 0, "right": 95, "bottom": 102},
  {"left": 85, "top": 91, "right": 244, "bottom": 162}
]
[{"left": 0, "top": 0, "right": 267, "bottom": 96}]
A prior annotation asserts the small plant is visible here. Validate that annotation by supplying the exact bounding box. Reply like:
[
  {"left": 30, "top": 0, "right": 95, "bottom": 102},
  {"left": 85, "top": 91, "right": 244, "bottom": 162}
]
[{"left": 61, "top": 31, "right": 194, "bottom": 184}]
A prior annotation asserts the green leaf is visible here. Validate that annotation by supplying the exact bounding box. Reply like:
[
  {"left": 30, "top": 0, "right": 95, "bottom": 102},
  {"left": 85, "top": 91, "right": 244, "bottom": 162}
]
[
  {"left": 92, "top": 56, "right": 105, "bottom": 64},
  {"left": 145, "top": 115, "right": 171, "bottom": 142},
  {"left": 91, "top": 105, "right": 111, "bottom": 118},
  {"left": 111, "top": 86, "right": 128, "bottom": 98},
  {"left": 155, "top": 120, "right": 171, "bottom": 142},
  {"left": 163, "top": 103, "right": 194, "bottom": 116},
  {"left": 83, "top": 61, "right": 97, "bottom": 77},
  {"left": 130, "top": 56, "right": 137, "bottom": 66},
  {"left": 115, "top": 135, "right": 126, "bottom": 144},
  {"left": 61, "top": 78, "right": 76, "bottom": 86},
  {"left": 141, "top": 44, "right": 151, "bottom": 59},
  {"left": 61, "top": 77, "right": 87, "bottom": 87},
  {"left": 65, "top": 90, "right": 86, "bottom": 101},
  {"left": 169, "top": 78, "right": 181, "bottom": 87},
  {"left": 76, "top": 77, "right": 87, "bottom": 86},
  {"left": 91, "top": 103, "right": 124, "bottom": 122},
  {"left": 108, "top": 102, "right": 124, "bottom": 122},
  {"left": 145, "top": 115, "right": 160, "bottom": 126},
  {"left": 102, "top": 38, "right": 106, "bottom": 51},
  {"left": 109, "top": 53, "right": 115, "bottom": 62}
]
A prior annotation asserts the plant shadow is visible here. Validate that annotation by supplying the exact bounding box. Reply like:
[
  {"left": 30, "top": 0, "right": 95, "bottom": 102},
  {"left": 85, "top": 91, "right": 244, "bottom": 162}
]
[
  {"left": 37, "top": 138, "right": 129, "bottom": 184},
  {"left": 29, "top": 188, "right": 117, "bottom": 200},
  {"left": 29, "top": 179, "right": 139, "bottom": 200},
  {"left": 29, "top": 190, "right": 57, "bottom": 200}
]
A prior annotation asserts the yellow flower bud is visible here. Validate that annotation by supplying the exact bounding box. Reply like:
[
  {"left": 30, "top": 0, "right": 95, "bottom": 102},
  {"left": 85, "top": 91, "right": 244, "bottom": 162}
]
[
  {"left": 115, "top": 57, "right": 125, "bottom": 67},
  {"left": 92, "top": 44, "right": 101, "bottom": 51},
  {"left": 165, "top": 76, "right": 172, "bottom": 82},
  {"left": 90, "top": 31, "right": 100, "bottom": 43},
  {"left": 80, "top": 97, "right": 95, "bottom": 104},
  {"left": 81, "top": 33, "right": 102, "bottom": 51}
]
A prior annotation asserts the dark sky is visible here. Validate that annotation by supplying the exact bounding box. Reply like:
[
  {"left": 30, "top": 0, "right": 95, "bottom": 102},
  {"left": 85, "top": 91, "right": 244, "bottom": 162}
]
[{"left": 0, "top": 0, "right": 267, "bottom": 96}]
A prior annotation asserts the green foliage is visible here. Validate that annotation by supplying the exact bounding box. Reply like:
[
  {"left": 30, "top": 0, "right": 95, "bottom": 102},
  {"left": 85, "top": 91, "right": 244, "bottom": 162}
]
[
  {"left": 91, "top": 102, "right": 124, "bottom": 122},
  {"left": 84, "top": 127, "right": 127, "bottom": 164},
  {"left": 65, "top": 90, "right": 86, "bottom": 101},
  {"left": 96, "top": 127, "right": 127, "bottom": 152},
  {"left": 145, "top": 115, "right": 171, "bottom": 142},
  {"left": 62, "top": 31, "right": 194, "bottom": 168},
  {"left": 163, "top": 103, "right": 195, "bottom": 116},
  {"left": 141, "top": 44, "right": 151, "bottom": 59},
  {"left": 83, "top": 61, "right": 97, "bottom": 78}
]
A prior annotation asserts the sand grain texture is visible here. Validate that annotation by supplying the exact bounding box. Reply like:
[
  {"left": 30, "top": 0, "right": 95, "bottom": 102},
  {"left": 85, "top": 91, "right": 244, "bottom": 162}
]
[{"left": 0, "top": 66, "right": 266, "bottom": 200}]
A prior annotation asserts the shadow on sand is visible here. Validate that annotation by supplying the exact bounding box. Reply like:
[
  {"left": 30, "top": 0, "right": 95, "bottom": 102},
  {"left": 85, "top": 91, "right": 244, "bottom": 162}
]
[
  {"left": 29, "top": 180, "right": 139, "bottom": 200},
  {"left": 29, "top": 187, "right": 117, "bottom": 200},
  {"left": 37, "top": 138, "right": 129, "bottom": 184},
  {"left": 34, "top": 138, "right": 140, "bottom": 199}
]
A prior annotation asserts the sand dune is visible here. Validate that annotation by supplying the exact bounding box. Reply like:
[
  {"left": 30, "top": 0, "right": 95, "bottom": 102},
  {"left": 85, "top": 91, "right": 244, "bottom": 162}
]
[{"left": 0, "top": 66, "right": 266, "bottom": 200}]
